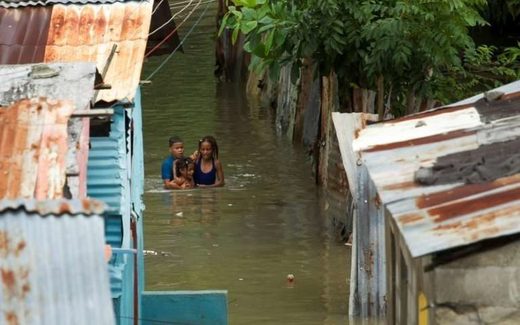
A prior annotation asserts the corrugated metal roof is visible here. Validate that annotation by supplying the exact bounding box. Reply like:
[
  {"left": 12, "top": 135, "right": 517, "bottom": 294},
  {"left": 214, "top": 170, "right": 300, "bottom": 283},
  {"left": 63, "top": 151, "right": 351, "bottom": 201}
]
[
  {"left": 0, "top": 199, "right": 114, "bottom": 325},
  {"left": 0, "top": 0, "right": 134, "bottom": 8},
  {"left": 0, "top": 98, "right": 73, "bottom": 200},
  {"left": 0, "top": 63, "right": 96, "bottom": 198},
  {"left": 0, "top": 1, "right": 152, "bottom": 102},
  {"left": 0, "top": 198, "right": 106, "bottom": 215},
  {"left": 351, "top": 82, "right": 520, "bottom": 257}
]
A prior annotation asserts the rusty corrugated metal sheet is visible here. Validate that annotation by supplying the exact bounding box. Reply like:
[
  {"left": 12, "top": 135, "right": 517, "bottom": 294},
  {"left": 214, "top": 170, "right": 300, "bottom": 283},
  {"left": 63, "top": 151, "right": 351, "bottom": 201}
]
[
  {"left": 0, "top": 7, "right": 52, "bottom": 64},
  {"left": 0, "top": 198, "right": 114, "bottom": 325},
  {"left": 0, "top": 98, "right": 72, "bottom": 200},
  {"left": 0, "top": 63, "right": 97, "bottom": 198},
  {"left": 0, "top": 1, "right": 152, "bottom": 102},
  {"left": 0, "top": 0, "right": 127, "bottom": 7},
  {"left": 0, "top": 198, "right": 106, "bottom": 215},
  {"left": 352, "top": 82, "right": 520, "bottom": 257},
  {"left": 44, "top": 2, "right": 152, "bottom": 102}
]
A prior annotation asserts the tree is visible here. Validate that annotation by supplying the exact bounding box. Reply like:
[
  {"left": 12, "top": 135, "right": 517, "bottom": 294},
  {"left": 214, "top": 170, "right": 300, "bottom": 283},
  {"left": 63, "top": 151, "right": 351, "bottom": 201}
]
[{"left": 221, "top": 0, "right": 520, "bottom": 116}]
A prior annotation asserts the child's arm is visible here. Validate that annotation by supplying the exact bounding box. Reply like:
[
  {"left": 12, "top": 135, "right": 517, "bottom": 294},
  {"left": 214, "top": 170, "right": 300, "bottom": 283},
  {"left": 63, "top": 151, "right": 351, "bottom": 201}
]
[
  {"left": 189, "top": 150, "right": 199, "bottom": 161},
  {"left": 163, "top": 179, "right": 182, "bottom": 189},
  {"left": 214, "top": 160, "right": 225, "bottom": 187}
]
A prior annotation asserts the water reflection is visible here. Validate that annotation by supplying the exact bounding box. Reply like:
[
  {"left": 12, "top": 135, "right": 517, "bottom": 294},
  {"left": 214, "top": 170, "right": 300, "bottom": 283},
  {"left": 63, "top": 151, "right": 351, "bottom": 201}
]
[{"left": 141, "top": 2, "right": 350, "bottom": 324}]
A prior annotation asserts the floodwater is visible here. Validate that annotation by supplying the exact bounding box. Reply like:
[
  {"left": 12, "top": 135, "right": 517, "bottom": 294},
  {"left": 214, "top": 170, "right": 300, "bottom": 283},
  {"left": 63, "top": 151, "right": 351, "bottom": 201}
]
[{"left": 140, "top": 2, "right": 350, "bottom": 324}]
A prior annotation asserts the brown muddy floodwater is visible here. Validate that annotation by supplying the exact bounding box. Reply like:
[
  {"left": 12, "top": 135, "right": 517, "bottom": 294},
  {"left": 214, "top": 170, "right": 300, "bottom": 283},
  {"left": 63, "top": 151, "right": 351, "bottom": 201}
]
[{"left": 140, "top": 2, "right": 350, "bottom": 324}]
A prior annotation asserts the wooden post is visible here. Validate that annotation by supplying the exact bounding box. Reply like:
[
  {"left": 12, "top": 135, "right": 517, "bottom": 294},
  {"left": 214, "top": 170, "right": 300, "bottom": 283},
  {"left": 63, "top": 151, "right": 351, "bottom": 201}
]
[{"left": 377, "top": 76, "right": 384, "bottom": 120}]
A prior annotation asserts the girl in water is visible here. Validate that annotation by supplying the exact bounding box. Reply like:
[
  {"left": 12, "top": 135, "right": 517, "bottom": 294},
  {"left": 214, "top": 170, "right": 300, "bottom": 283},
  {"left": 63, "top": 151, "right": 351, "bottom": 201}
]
[
  {"left": 173, "top": 157, "right": 195, "bottom": 189},
  {"left": 194, "top": 136, "right": 225, "bottom": 187}
]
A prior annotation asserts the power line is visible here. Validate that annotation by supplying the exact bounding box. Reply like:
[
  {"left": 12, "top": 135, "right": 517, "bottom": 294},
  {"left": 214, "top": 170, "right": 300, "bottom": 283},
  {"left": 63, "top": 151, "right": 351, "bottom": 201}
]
[{"left": 144, "top": 0, "right": 211, "bottom": 81}]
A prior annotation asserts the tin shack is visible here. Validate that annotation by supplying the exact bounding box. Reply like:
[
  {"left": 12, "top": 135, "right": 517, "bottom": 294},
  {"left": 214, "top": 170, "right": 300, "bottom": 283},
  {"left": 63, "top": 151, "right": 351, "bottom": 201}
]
[{"left": 334, "top": 81, "right": 520, "bottom": 323}]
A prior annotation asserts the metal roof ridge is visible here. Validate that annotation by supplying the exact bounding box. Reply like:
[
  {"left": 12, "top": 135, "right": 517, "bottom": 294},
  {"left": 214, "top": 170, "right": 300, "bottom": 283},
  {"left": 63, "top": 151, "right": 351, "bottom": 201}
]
[
  {"left": 0, "top": 198, "right": 106, "bottom": 215},
  {"left": 0, "top": 0, "right": 146, "bottom": 8}
]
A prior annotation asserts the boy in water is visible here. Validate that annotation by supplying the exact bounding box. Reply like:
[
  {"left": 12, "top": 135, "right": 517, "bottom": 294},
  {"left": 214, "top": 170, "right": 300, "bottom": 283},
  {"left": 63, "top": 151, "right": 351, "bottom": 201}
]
[{"left": 162, "top": 136, "right": 185, "bottom": 189}]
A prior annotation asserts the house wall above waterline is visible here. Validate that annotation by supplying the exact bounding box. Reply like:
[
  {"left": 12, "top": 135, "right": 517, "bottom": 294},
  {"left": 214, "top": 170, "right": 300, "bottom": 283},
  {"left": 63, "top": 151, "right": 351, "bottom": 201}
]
[
  {"left": 333, "top": 80, "right": 520, "bottom": 319},
  {"left": 0, "top": 63, "right": 97, "bottom": 199},
  {"left": 352, "top": 86, "right": 520, "bottom": 257}
]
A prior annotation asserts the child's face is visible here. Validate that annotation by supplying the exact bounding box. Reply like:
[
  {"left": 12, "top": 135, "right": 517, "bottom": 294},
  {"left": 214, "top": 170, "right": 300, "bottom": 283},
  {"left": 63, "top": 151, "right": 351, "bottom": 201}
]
[
  {"left": 200, "top": 141, "right": 213, "bottom": 159},
  {"left": 180, "top": 164, "right": 194, "bottom": 179},
  {"left": 187, "top": 164, "right": 194, "bottom": 178},
  {"left": 170, "top": 142, "right": 184, "bottom": 159}
]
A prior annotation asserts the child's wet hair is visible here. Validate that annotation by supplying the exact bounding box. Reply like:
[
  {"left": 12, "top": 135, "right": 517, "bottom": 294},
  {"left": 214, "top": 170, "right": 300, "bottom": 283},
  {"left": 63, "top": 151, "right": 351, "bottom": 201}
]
[
  {"left": 175, "top": 157, "right": 194, "bottom": 176},
  {"left": 198, "top": 135, "right": 219, "bottom": 159},
  {"left": 169, "top": 136, "right": 183, "bottom": 147}
]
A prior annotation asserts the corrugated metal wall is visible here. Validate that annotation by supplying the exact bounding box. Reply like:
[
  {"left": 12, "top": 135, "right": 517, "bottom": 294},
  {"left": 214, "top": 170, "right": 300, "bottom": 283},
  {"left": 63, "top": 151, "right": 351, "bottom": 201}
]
[
  {"left": 87, "top": 106, "right": 130, "bottom": 301},
  {"left": 0, "top": 199, "right": 114, "bottom": 325}
]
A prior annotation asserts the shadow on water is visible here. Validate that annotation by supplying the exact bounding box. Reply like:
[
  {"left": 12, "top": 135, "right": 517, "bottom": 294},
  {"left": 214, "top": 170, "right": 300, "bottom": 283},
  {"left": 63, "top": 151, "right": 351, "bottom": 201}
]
[{"left": 141, "top": 2, "right": 354, "bottom": 324}]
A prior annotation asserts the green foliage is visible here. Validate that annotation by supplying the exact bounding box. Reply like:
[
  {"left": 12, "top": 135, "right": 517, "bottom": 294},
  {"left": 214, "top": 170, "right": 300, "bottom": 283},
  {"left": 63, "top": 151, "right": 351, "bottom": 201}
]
[{"left": 220, "top": 0, "right": 520, "bottom": 115}]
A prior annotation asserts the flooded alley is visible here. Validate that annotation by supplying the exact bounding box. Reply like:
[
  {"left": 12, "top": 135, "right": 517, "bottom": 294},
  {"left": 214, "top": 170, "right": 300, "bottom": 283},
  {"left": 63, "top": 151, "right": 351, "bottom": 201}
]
[{"left": 140, "top": 3, "right": 349, "bottom": 324}]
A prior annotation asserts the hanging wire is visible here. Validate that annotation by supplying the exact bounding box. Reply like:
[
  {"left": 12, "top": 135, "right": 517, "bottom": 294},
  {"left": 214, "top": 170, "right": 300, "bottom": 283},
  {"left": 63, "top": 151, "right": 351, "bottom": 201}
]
[
  {"left": 168, "top": 0, "right": 198, "bottom": 6},
  {"left": 144, "top": 0, "right": 211, "bottom": 81},
  {"left": 149, "top": 0, "right": 195, "bottom": 36},
  {"left": 170, "top": 0, "right": 213, "bottom": 9},
  {"left": 170, "top": 0, "right": 214, "bottom": 10},
  {"left": 151, "top": 0, "right": 165, "bottom": 15},
  {"left": 145, "top": 0, "right": 202, "bottom": 56},
  {"left": 148, "top": 0, "right": 197, "bottom": 37}
]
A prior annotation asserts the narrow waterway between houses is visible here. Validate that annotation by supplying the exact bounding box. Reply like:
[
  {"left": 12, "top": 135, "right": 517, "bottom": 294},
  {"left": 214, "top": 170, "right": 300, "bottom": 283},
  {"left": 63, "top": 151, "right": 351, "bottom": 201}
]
[{"left": 140, "top": 3, "right": 349, "bottom": 324}]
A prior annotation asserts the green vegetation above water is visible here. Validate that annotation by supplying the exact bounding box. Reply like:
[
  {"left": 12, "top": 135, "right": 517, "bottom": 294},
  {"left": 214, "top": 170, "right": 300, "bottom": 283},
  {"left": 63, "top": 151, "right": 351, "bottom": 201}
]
[{"left": 221, "top": 0, "right": 520, "bottom": 116}]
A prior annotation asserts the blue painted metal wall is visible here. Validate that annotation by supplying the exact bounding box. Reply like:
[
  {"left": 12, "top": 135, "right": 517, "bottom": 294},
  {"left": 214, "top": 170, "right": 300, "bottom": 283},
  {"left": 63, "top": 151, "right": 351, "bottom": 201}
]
[
  {"left": 87, "top": 103, "right": 134, "bottom": 324},
  {"left": 142, "top": 291, "right": 228, "bottom": 325}
]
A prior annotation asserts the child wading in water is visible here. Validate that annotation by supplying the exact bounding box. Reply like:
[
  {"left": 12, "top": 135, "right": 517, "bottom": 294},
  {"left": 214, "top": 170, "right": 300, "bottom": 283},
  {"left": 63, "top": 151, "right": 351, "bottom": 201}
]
[
  {"left": 161, "top": 136, "right": 185, "bottom": 189},
  {"left": 194, "top": 136, "right": 225, "bottom": 187},
  {"left": 173, "top": 158, "right": 195, "bottom": 189}
]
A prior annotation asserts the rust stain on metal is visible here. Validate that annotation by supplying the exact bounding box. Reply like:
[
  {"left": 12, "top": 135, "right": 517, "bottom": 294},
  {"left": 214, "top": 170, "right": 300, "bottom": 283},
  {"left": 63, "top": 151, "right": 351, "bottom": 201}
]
[
  {"left": 354, "top": 128, "right": 361, "bottom": 139},
  {"left": 0, "top": 230, "right": 8, "bottom": 258},
  {"left": 82, "top": 198, "right": 91, "bottom": 211},
  {"left": 432, "top": 206, "right": 517, "bottom": 236},
  {"left": 501, "top": 91, "right": 520, "bottom": 100},
  {"left": 44, "top": 2, "right": 153, "bottom": 102},
  {"left": 59, "top": 202, "right": 69, "bottom": 214},
  {"left": 383, "top": 181, "right": 416, "bottom": 191},
  {"left": 374, "top": 193, "right": 382, "bottom": 208},
  {"left": 1, "top": 268, "right": 15, "bottom": 292},
  {"left": 417, "top": 174, "right": 520, "bottom": 209},
  {"left": 390, "top": 103, "right": 475, "bottom": 123},
  {"left": 0, "top": 229, "right": 32, "bottom": 324},
  {"left": 0, "top": 98, "right": 72, "bottom": 200},
  {"left": 14, "top": 241, "right": 26, "bottom": 257},
  {"left": 431, "top": 221, "right": 463, "bottom": 232},
  {"left": 398, "top": 213, "right": 424, "bottom": 225},
  {"left": 0, "top": 2, "right": 152, "bottom": 101},
  {"left": 0, "top": 7, "right": 52, "bottom": 65},
  {"left": 429, "top": 187, "right": 520, "bottom": 223},
  {"left": 364, "top": 129, "right": 475, "bottom": 153},
  {"left": 5, "top": 312, "right": 18, "bottom": 325}
]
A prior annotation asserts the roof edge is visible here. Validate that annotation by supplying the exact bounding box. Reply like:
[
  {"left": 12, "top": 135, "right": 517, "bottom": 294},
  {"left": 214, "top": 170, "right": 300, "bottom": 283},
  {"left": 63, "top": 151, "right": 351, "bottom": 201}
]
[{"left": 0, "top": 199, "right": 106, "bottom": 215}]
